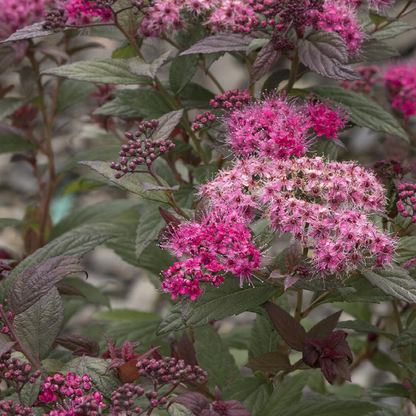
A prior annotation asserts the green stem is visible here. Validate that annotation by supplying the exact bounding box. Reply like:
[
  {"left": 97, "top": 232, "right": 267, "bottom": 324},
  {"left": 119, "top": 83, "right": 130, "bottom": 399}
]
[
  {"left": 294, "top": 290, "right": 303, "bottom": 321},
  {"left": 392, "top": 301, "right": 403, "bottom": 333},
  {"left": 370, "top": 1, "right": 414, "bottom": 34},
  {"left": 285, "top": 51, "right": 299, "bottom": 94}
]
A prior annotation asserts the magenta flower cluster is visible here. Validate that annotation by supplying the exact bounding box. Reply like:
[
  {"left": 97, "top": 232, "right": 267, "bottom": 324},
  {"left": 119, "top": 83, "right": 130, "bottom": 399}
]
[
  {"left": 223, "top": 95, "right": 347, "bottom": 160},
  {"left": 341, "top": 65, "right": 379, "bottom": 93},
  {"left": 201, "top": 156, "right": 396, "bottom": 275},
  {"left": 61, "top": 0, "right": 113, "bottom": 25},
  {"left": 161, "top": 209, "right": 261, "bottom": 300},
  {"left": 384, "top": 62, "right": 416, "bottom": 119},
  {"left": 397, "top": 183, "right": 416, "bottom": 223},
  {"left": 39, "top": 373, "right": 105, "bottom": 416}
]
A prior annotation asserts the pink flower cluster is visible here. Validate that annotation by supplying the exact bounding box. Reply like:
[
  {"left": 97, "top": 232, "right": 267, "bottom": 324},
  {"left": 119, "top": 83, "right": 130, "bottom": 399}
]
[
  {"left": 0, "top": 0, "right": 52, "bottom": 39},
  {"left": 201, "top": 156, "right": 395, "bottom": 275},
  {"left": 61, "top": 0, "right": 113, "bottom": 25},
  {"left": 309, "top": 0, "right": 364, "bottom": 55},
  {"left": 384, "top": 63, "right": 416, "bottom": 119},
  {"left": 397, "top": 183, "right": 416, "bottom": 223},
  {"left": 161, "top": 209, "right": 261, "bottom": 300},
  {"left": 40, "top": 373, "right": 105, "bottom": 416},
  {"left": 341, "top": 65, "right": 379, "bottom": 93},
  {"left": 223, "top": 95, "right": 347, "bottom": 160}
]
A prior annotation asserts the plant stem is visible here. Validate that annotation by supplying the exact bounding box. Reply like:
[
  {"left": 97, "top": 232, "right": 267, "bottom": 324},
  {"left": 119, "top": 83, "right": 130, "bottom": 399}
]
[
  {"left": 370, "top": 1, "right": 414, "bottom": 34},
  {"left": 285, "top": 51, "right": 299, "bottom": 94},
  {"left": 294, "top": 290, "right": 303, "bottom": 321},
  {"left": 0, "top": 306, "right": 43, "bottom": 374},
  {"left": 392, "top": 301, "right": 403, "bottom": 333}
]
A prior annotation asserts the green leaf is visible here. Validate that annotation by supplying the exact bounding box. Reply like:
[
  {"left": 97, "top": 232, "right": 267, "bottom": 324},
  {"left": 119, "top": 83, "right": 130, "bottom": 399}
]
[
  {"left": 391, "top": 324, "right": 416, "bottom": 348},
  {"left": 337, "top": 320, "right": 395, "bottom": 339},
  {"left": 14, "top": 287, "right": 64, "bottom": 361},
  {"left": 135, "top": 206, "right": 165, "bottom": 258},
  {"left": 51, "top": 200, "right": 139, "bottom": 239},
  {"left": 261, "top": 372, "right": 311, "bottom": 416},
  {"left": 94, "top": 309, "right": 159, "bottom": 322},
  {"left": 180, "top": 83, "right": 215, "bottom": 110},
  {"left": 112, "top": 41, "right": 136, "bottom": 59},
  {"left": 223, "top": 378, "right": 272, "bottom": 416},
  {"left": 370, "top": 351, "right": 401, "bottom": 378},
  {"left": 248, "top": 314, "right": 279, "bottom": 361},
  {"left": 62, "top": 356, "right": 121, "bottom": 397},
  {"left": 362, "top": 266, "right": 416, "bottom": 304},
  {"left": 154, "top": 110, "right": 184, "bottom": 141},
  {"left": 194, "top": 326, "right": 239, "bottom": 390},
  {"left": 372, "top": 22, "right": 416, "bottom": 40},
  {"left": 305, "top": 85, "right": 409, "bottom": 141},
  {"left": 181, "top": 34, "right": 252, "bottom": 55},
  {"left": 276, "top": 398, "right": 379, "bottom": 416},
  {"left": 63, "top": 277, "right": 110, "bottom": 307},
  {"left": 247, "top": 38, "right": 269, "bottom": 55},
  {"left": 0, "top": 131, "right": 36, "bottom": 154},
  {"left": 96, "top": 89, "right": 173, "bottom": 119},
  {"left": 354, "top": 39, "right": 399, "bottom": 62},
  {"left": 79, "top": 160, "right": 171, "bottom": 203},
  {"left": 0, "top": 234, "right": 110, "bottom": 303},
  {"left": 128, "top": 51, "right": 171, "bottom": 79},
  {"left": 262, "top": 69, "right": 291, "bottom": 93},
  {"left": 0, "top": 98, "right": 27, "bottom": 121},
  {"left": 113, "top": 0, "right": 143, "bottom": 34},
  {"left": 170, "top": 54, "right": 200, "bottom": 94},
  {"left": 365, "top": 383, "right": 410, "bottom": 398},
  {"left": 57, "top": 80, "right": 96, "bottom": 113},
  {"left": 0, "top": 218, "right": 22, "bottom": 230},
  {"left": 20, "top": 378, "right": 41, "bottom": 407},
  {"left": 42, "top": 59, "right": 151, "bottom": 85},
  {"left": 157, "top": 279, "right": 281, "bottom": 334}
]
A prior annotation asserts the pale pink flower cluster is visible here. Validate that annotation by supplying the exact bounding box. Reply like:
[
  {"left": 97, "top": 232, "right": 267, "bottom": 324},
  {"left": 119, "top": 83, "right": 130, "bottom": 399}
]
[
  {"left": 308, "top": 0, "right": 364, "bottom": 55},
  {"left": 0, "top": 0, "right": 52, "bottom": 39},
  {"left": 201, "top": 157, "right": 395, "bottom": 275},
  {"left": 384, "top": 62, "right": 416, "bottom": 119},
  {"left": 61, "top": 0, "right": 112, "bottom": 25},
  {"left": 161, "top": 209, "right": 261, "bottom": 300},
  {"left": 223, "top": 95, "right": 347, "bottom": 160}
]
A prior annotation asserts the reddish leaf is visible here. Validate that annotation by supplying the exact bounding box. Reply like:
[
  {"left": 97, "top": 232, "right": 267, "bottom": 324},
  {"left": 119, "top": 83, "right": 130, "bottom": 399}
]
[
  {"left": 56, "top": 282, "right": 85, "bottom": 298},
  {"left": 159, "top": 207, "right": 182, "bottom": 227},
  {"left": 224, "top": 401, "right": 252, "bottom": 416},
  {"left": 180, "top": 34, "right": 252, "bottom": 56},
  {"left": 332, "top": 356, "right": 352, "bottom": 382},
  {"left": 10, "top": 255, "right": 87, "bottom": 315},
  {"left": 56, "top": 334, "right": 100, "bottom": 357},
  {"left": 250, "top": 41, "right": 281, "bottom": 85},
  {"left": 170, "top": 392, "right": 210, "bottom": 414},
  {"left": 264, "top": 301, "right": 307, "bottom": 351},
  {"left": 177, "top": 331, "right": 197, "bottom": 367},
  {"left": 307, "top": 310, "right": 343, "bottom": 339},
  {"left": 245, "top": 350, "right": 291, "bottom": 373},
  {"left": 117, "top": 360, "right": 140, "bottom": 383},
  {"left": 284, "top": 240, "right": 302, "bottom": 272}
]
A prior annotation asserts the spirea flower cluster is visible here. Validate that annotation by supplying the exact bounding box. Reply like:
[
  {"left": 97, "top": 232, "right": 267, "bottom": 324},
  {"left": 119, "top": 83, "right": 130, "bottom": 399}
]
[
  {"left": 223, "top": 95, "right": 347, "bottom": 160},
  {"left": 384, "top": 62, "right": 416, "bottom": 119},
  {"left": 161, "top": 209, "right": 261, "bottom": 300},
  {"left": 40, "top": 373, "right": 105, "bottom": 416},
  {"left": 0, "top": 0, "right": 53, "bottom": 39},
  {"left": 62, "top": 0, "right": 113, "bottom": 25},
  {"left": 201, "top": 157, "right": 396, "bottom": 275},
  {"left": 396, "top": 183, "right": 416, "bottom": 223},
  {"left": 341, "top": 65, "right": 379, "bottom": 93}
]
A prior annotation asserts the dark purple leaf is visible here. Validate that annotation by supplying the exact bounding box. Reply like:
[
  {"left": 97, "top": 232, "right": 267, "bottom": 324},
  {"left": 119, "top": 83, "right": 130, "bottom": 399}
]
[
  {"left": 159, "top": 207, "right": 182, "bottom": 228},
  {"left": 56, "top": 334, "right": 100, "bottom": 357},
  {"left": 321, "top": 357, "right": 334, "bottom": 384},
  {"left": 245, "top": 350, "right": 291, "bottom": 373},
  {"left": 307, "top": 310, "right": 343, "bottom": 339},
  {"left": 170, "top": 392, "right": 210, "bottom": 414},
  {"left": 284, "top": 240, "right": 302, "bottom": 272},
  {"left": 106, "top": 357, "right": 126, "bottom": 370},
  {"left": 56, "top": 282, "right": 86, "bottom": 298},
  {"left": 181, "top": 34, "right": 252, "bottom": 56},
  {"left": 264, "top": 301, "right": 307, "bottom": 351},
  {"left": 332, "top": 357, "right": 352, "bottom": 382},
  {"left": 284, "top": 274, "right": 301, "bottom": 290},
  {"left": 201, "top": 411, "right": 219, "bottom": 416},
  {"left": 10, "top": 255, "right": 87, "bottom": 315},
  {"left": 177, "top": 331, "right": 197, "bottom": 366},
  {"left": 250, "top": 41, "right": 281, "bottom": 85},
  {"left": 224, "top": 401, "right": 252, "bottom": 416},
  {"left": 298, "top": 31, "right": 359, "bottom": 81},
  {"left": 0, "top": 22, "right": 64, "bottom": 44}
]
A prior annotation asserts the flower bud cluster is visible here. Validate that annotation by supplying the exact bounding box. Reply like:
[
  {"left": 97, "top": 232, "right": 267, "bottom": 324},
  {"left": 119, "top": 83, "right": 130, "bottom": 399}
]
[
  {"left": 111, "top": 384, "right": 146, "bottom": 415},
  {"left": 136, "top": 357, "right": 208, "bottom": 385},
  {"left": 0, "top": 311, "right": 13, "bottom": 335},
  {"left": 43, "top": 9, "right": 68, "bottom": 30},
  {"left": 341, "top": 65, "right": 379, "bottom": 94},
  {"left": 109, "top": 119, "right": 175, "bottom": 178},
  {"left": 0, "top": 355, "right": 41, "bottom": 390},
  {"left": 397, "top": 183, "right": 416, "bottom": 223},
  {"left": 131, "top": 0, "right": 155, "bottom": 15},
  {"left": 373, "top": 159, "right": 408, "bottom": 182},
  {"left": 0, "top": 400, "right": 34, "bottom": 416}
]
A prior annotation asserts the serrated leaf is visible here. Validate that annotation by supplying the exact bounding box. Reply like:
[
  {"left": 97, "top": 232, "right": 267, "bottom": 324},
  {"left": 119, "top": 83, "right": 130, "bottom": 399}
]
[
  {"left": 42, "top": 59, "right": 151, "bottom": 85},
  {"left": 362, "top": 266, "right": 416, "bottom": 304},
  {"left": 57, "top": 80, "right": 96, "bottom": 113},
  {"left": 0, "top": 234, "right": 110, "bottom": 303},
  {"left": 128, "top": 51, "right": 171, "bottom": 79},
  {"left": 181, "top": 33, "right": 252, "bottom": 55},
  {"left": 10, "top": 255, "right": 86, "bottom": 315},
  {"left": 262, "top": 69, "right": 291, "bottom": 93},
  {"left": 170, "top": 54, "right": 199, "bottom": 94},
  {"left": 391, "top": 325, "right": 416, "bottom": 348},
  {"left": 248, "top": 314, "right": 279, "bottom": 361},
  {"left": 365, "top": 383, "right": 410, "bottom": 398},
  {"left": 62, "top": 356, "right": 121, "bottom": 397},
  {"left": 354, "top": 38, "right": 399, "bottom": 62},
  {"left": 308, "top": 310, "right": 343, "bottom": 339},
  {"left": 180, "top": 82, "right": 215, "bottom": 110},
  {"left": 0, "top": 98, "right": 27, "bottom": 121},
  {"left": 264, "top": 301, "right": 307, "bottom": 351},
  {"left": 246, "top": 38, "right": 269, "bottom": 55},
  {"left": 306, "top": 85, "right": 409, "bottom": 141},
  {"left": 246, "top": 350, "right": 291, "bottom": 373},
  {"left": 157, "top": 280, "right": 281, "bottom": 335},
  {"left": 0, "top": 22, "right": 63, "bottom": 43},
  {"left": 337, "top": 320, "right": 394, "bottom": 339},
  {"left": 250, "top": 41, "right": 281, "bottom": 85},
  {"left": 0, "top": 334, "right": 15, "bottom": 357},
  {"left": 135, "top": 206, "right": 165, "bottom": 258},
  {"left": 298, "top": 32, "right": 359, "bottom": 81},
  {"left": 154, "top": 110, "right": 184, "bottom": 141},
  {"left": 14, "top": 287, "right": 64, "bottom": 361},
  {"left": 0, "top": 131, "right": 36, "bottom": 154},
  {"left": 20, "top": 378, "right": 41, "bottom": 407},
  {"left": 194, "top": 326, "right": 239, "bottom": 390},
  {"left": 79, "top": 160, "right": 171, "bottom": 203},
  {"left": 64, "top": 277, "right": 110, "bottom": 308},
  {"left": 56, "top": 334, "right": 100, "bottom": 357}
]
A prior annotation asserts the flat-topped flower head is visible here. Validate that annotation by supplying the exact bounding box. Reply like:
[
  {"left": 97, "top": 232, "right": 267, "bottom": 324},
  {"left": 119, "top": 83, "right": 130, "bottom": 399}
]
[
  {"left": 224, "top": 94, "right": 312, "bottom": 160},
  {"left": 160, "top": 208, "right": 261, "bottom": 300},
  {"left": 384, "top": 62, "right": 416, "bottom": 119},
  {"left": 61, "top": 0, "right": 113, "bottom": 25}
]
